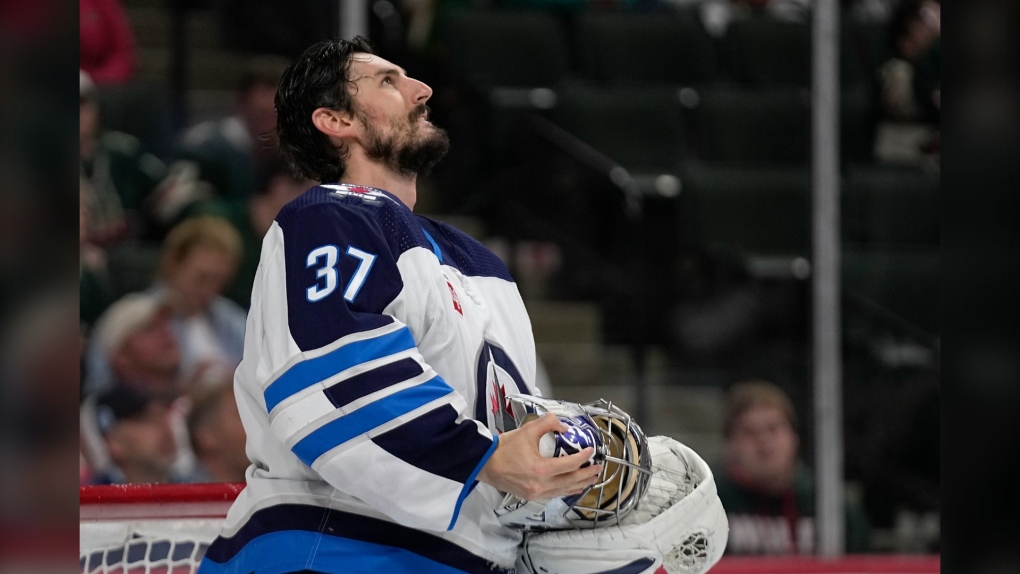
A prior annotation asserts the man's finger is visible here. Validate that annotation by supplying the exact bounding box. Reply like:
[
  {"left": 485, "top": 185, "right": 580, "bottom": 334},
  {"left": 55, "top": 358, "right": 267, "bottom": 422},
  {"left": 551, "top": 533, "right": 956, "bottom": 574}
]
[
  {"left": 542, "top": 448, "right": 599, "bottom": 474},
  {"left": 521, "top": 413, "right": 568, "bottom": 439},
  {"left": 537, "top": 469, "right": 604, "bottom": 499}
]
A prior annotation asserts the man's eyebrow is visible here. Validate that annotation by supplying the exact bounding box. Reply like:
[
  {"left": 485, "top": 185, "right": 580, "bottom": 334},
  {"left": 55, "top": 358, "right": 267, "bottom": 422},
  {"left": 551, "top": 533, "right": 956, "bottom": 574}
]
[{"left": 374, "top": 66, "right": 407, "bottom": 78}]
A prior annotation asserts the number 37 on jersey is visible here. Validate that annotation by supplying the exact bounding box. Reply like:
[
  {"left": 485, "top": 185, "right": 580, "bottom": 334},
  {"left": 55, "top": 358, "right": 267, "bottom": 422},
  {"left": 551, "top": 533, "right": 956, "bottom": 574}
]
[{"left": 305, "top": 244, "right": 377, "bottom": 303}]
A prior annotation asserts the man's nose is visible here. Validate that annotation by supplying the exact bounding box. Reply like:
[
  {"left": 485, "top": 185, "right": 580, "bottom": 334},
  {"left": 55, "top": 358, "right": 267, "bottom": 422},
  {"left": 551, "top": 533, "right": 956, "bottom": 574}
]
[{"left": 408, "top": 77, "right": 433, "bottom": 105}]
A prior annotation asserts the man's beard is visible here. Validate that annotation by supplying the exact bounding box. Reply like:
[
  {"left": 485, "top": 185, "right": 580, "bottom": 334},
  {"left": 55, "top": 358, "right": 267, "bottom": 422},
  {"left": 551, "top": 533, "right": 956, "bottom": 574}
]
[{"left": 360, "top": 105, "right": 450, "bottom": 178}]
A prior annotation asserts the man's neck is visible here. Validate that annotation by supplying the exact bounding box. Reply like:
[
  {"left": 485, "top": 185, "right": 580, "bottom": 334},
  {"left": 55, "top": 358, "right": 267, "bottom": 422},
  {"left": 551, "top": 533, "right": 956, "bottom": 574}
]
[{"left": 340, "top": 156, "right": 417, "bottom": 210}]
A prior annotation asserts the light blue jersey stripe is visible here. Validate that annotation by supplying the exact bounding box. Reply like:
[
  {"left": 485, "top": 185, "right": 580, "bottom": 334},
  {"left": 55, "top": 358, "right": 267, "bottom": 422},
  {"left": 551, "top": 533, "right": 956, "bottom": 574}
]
[
  {"left": 447, "top": 434, "right": 498, "bottom": 531},
  {"left": 264, "top": 327, "right": 416, "bottom": 412},
  {"left": 422, "top": 229, "right": 443, "bottom": 263},
  {"left": 197, "top": 529, "right": 471, "bottom": 574},
  {"left": 292, "top": 376, "right": 454, "bottom": 466}
]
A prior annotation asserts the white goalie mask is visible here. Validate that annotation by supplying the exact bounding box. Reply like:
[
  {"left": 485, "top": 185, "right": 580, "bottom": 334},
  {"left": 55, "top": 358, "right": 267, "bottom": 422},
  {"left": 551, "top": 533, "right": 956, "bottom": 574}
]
[{"left": 495, "top": 395, "right": 652, "bottom": 530}]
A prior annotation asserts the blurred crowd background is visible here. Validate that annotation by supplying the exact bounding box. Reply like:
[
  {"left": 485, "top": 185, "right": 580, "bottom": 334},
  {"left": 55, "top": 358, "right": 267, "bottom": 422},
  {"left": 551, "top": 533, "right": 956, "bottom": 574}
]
[{"left": 73, "top": 0, "right": 943, "bottom": 557}]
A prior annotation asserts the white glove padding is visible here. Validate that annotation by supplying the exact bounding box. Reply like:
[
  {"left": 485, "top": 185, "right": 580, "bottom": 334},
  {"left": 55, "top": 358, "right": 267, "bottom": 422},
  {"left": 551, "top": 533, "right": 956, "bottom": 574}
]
[{"left": 516, "top": 436, "right": 728, "bottom": 574}]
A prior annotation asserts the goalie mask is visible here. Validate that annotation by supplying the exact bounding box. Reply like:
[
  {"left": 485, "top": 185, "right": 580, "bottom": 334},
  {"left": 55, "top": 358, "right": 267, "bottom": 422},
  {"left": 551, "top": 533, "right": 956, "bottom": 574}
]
[{"left": 495, "top": 395, "right": 652, "bottom": 530}]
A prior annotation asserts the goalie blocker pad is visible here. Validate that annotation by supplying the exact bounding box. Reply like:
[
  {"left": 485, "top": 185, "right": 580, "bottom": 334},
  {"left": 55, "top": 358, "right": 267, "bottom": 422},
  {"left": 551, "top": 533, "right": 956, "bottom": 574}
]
[{"left": 516, "top": 436, "right": 728, "bottom": 574}]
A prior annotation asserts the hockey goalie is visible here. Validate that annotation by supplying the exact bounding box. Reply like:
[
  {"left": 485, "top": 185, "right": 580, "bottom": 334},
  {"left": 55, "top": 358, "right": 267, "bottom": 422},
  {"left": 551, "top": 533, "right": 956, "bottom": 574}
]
[{"left": 497, "top": 395, "right": 729, "bottom": 574}]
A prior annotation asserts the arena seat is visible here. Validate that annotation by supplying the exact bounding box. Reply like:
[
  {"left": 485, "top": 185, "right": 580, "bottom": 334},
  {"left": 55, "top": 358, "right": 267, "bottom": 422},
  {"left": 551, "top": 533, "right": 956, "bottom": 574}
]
[
  {"left": 842, "top": 165, "right": 940, "bottom": 248},
  {"left": 574, "top": 10, "right": 718, "bottom": 86},
  {"left": 553, "top": 86, "right": 688, "bottom": 173},
  {"left": 433, "top": 9, "right": 571, "bottom": 90},
  {"left": 689, "top": 86, "right": 875, "bottom": 164},
  {"left": 681, "top": 165, "right": 811, "bottom": 258},
  {"left": 725, "top": 16, "right": 871, "bottom": 87}
]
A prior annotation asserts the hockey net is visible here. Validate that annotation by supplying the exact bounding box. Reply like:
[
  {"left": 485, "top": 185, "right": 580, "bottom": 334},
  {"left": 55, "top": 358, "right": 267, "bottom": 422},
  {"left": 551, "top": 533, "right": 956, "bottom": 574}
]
[{"left": 80, "top": 483, "right": 244, "bottom": 574}]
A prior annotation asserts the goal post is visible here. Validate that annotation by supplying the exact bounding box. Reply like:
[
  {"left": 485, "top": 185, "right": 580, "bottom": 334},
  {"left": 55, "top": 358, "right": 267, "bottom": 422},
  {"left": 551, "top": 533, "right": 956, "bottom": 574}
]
[{"left": 80, "top": 483, "right": 244, "bottom": 574}]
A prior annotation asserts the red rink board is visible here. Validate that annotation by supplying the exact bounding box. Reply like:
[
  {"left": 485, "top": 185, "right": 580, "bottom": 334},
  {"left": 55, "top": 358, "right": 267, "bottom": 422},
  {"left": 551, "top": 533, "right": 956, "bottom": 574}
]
[{"left": 80, "top": 482, "right": 245, "bottom": 520}]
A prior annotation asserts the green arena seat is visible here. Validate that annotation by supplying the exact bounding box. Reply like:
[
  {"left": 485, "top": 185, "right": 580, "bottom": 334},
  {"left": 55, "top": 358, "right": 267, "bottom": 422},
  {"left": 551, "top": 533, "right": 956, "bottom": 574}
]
[
  {"left": 690, "top": 87, "right": 875, "bottom": 164},
  {"left": 842, "top": 166, "right": 940, "bottom": 248},
  {"left": 575, "top": 11, "right": 718, "bottom": 85},
  {"left": 434, "top": 9, "right": 571, "bottom": 90},
  {"left": 725, "top": 17, "right": 872, "bottom": 87},
  {"left": 553, "top": 86, "right": 687, "bottom": 172},
  {"left": 681, "top": 165, "right": 811, "bottom": 257}
]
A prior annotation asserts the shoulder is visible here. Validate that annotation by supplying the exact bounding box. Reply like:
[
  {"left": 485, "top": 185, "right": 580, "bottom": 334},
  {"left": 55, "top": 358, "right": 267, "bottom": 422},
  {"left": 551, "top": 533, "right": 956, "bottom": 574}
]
[
  {"left": 419, "top": 218, "right": 513, "bottom": 281},
  {"left": 276, "top": 185, "right": 431, "bottom": 258}
]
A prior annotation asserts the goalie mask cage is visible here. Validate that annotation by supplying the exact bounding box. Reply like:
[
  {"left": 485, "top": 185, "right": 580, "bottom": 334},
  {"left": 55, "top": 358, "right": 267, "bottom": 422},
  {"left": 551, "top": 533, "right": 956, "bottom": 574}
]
[{"left": 80, "top": 483, "right": 244, "bottom": 574}]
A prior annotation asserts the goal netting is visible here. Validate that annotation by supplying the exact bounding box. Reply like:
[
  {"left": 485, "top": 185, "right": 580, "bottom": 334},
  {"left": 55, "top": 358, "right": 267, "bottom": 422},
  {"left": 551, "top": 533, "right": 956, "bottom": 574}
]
[{"left": 80, "top": 483, "right": 244, "bottom": 574}]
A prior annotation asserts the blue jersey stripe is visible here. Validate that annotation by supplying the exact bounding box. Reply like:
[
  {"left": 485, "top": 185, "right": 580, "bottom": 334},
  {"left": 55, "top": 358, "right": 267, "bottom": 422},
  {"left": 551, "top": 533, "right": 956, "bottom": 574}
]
[
  {"left": 197, "top": 529, "right": 472, "bottom": 574},
  {"left": 324, "top": 357, "right": 425, "bottom": 409},
  {"left": 200, "top": 504, "right": 511, "bottom": 574},
  {"left": 292, "top": 376, "right": 454, "bottom": 466},
  {"left": 422, "top": 228, "right": 443, "bottom": 263},
  {"left": 373, "top": 405, "right": 493, "bottom": 484},
  {"left": 265, "top": 327, "right": 416, "bottom": 412},
  {"left": 447, "top": 434, "right": 498, "bottom": 531}
]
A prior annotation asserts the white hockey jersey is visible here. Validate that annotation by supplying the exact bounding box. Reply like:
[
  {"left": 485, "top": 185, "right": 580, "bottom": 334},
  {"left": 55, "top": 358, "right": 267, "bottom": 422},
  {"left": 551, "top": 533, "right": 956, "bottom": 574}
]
[{"left": 199, "top": 184, "right": 541, "bottom": 574}]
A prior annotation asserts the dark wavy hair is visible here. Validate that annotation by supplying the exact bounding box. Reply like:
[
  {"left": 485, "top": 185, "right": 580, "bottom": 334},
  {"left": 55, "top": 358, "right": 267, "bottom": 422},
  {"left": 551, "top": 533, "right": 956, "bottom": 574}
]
[{"left": 275, "top": 37, "right": 376, "bottom": 183}]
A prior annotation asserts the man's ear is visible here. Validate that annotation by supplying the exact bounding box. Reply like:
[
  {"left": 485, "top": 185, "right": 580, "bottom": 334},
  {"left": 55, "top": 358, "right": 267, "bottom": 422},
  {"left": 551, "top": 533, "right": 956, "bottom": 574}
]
[{"left": 311, "top": 107, "right": 355, "bottom": 139}]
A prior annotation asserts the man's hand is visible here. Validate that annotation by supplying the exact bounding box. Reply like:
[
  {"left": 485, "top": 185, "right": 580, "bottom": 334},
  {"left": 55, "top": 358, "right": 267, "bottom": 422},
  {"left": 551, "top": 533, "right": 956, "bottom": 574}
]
[{"left": 478, "top": 413, "right": 603, "bottom": 501}]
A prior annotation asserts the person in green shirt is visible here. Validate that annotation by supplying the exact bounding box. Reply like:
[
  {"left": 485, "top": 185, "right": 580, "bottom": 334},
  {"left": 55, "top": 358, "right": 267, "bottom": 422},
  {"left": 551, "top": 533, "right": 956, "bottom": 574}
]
[{"left": 716, "top": 380, "right": 871, "bottom": 554}]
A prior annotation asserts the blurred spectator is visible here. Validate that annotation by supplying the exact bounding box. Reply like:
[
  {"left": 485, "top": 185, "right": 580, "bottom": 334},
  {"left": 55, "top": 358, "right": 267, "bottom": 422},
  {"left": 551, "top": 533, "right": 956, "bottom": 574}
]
[
  {"left": 84, "top": 217, "right": 246, "bottom": 393},
  {"left": 666, "top": 0, "right": 811, "bottom": 38},
  {"left": 177, "top": 55, "right": 290, "bottom": 202},
  {"left": 186, "top": 380, "right": 248, "bottom": 483},
  {"left": 80, "top": 177, "right": 113, "bottom": 331},
  {"left": 879, "top": 0, "right": 940, "bottom": 122},
  {"left": 80, "top": 69, "right": 168, "bottom": 243},
  {"left": 716, "top": 380, "right": 871, "bottom": 554},
  {"left": 154, "top": 216, "right": 246, "bottom": 377},
  {"left": 846, "top": 0, "right": 899, "bottom": 24},
  {"left": 85, "top": 292, "right": 185, "bottom": 395},
  {"left": 182, "top": 155, "right": 314, "bottom": 308},
  {"left": 1, "top": 292, "right": 81, "bottom": 519},
  {"left": 80, "top": 0, "right": 136, "bottom": 85},
  {"left": 82, "top": 385, "right": 181, "bottom": 484},
  {"left": 875, "top": 0, "right": 940, "bottom": 163}
]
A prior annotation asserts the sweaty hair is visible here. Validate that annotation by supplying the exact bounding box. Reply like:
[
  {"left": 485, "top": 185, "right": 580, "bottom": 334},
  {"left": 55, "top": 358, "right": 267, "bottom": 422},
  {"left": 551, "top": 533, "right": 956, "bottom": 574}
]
[
  {"left": 275, "top": 37, "right": 376, "bottom": 183},
  {"left": 159, "top": 216, "right": 243, "bottom": 280},
  {"left": 723, "top": 380, "right": 798, "bottom": 438}
]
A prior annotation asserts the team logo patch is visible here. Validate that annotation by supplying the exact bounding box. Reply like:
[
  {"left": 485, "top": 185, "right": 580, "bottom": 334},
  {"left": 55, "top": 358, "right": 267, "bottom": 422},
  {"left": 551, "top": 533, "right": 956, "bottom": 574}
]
[
  {"left": 322, "top": 184, "right": 394, "bottom": 204},
  {"left": 490, "top": 381, "right": 514, "bottom": 434},
  {"left": 447, "top": 280, "right": 463, "bottom": 315}
]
